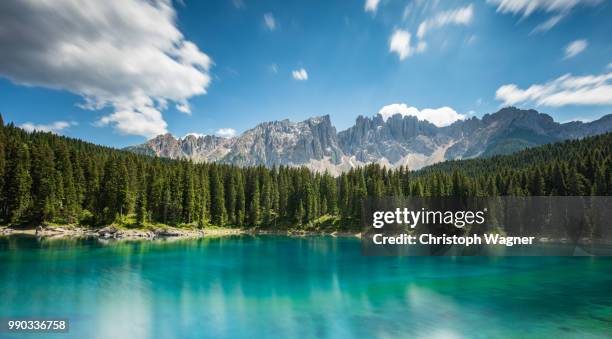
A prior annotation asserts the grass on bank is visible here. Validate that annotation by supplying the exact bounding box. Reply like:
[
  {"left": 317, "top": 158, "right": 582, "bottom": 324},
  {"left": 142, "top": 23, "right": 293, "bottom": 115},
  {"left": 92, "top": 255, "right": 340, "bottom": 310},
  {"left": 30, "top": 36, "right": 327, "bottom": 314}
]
[{"left": 2, "top": 212, "right": 359, "bottom": 234}]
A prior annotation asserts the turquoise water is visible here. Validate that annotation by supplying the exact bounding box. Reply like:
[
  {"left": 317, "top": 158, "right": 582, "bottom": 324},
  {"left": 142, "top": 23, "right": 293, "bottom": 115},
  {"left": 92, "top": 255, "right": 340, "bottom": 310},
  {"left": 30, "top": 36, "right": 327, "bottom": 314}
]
[{"left": 0, "top": 235, "right": 611, "bottom": 339}]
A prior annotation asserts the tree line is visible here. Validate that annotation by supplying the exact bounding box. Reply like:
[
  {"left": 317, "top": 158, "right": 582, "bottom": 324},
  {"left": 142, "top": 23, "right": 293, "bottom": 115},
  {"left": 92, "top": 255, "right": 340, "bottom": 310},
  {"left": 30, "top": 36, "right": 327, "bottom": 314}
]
[{"left": 0, "top": 115, "right": 610, "bottom": 230}]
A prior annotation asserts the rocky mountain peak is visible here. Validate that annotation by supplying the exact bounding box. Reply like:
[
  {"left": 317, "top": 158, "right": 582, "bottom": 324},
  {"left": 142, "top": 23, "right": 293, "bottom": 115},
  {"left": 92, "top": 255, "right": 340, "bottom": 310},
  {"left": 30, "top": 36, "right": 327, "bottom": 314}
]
[{"left": 126, "top": 107, "right": 612, "bottom": 174}]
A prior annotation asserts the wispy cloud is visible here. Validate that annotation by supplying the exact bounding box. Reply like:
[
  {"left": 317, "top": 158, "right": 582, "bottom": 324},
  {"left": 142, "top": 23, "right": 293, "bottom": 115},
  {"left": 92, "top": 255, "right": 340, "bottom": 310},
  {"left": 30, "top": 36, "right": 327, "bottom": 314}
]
[
  {"left": 496, "top": 71, "right": 612, "bottom": 107},
  {"left": 215, "top": 128, "right": 237, "bottom": 138},
  {"left": 488, "top": 0, "right": 601, "bottom": 17},
  {"left": 390, "top": 5, "right": 472, "bottom": 61},
  {"left": 365, "top": 0, "right": 381, "bottom": 13},
  {"left": 488, "top": 0, "right": 602, "bottom": 32},
  {"left": 264, "top": 13, "right": 276, "bottom": 31},
  {"left": 531, "top": 14, "right": 565, "bottom": 34},
  {"left": 378, "top": 104, "right": 465, "bottom": 127},
  {"left": 292, "top": 68, "right": 308, "bottom": 81},
  {"left": 564, "top": 39, "right": 587, "bottom": 59},
  {"left": 232, "top": 0, "right": 245, "bottom": 10},
  {"left": 20, "top": 121, "right": 78, "bottom": 134},
  {"left": 0, "top": 0, "right": 212, "bottom": 138},
  {"left": 417, "top": 4, "right": 474, "bottom": 39},
  {"left": 176, "top": 102, "right": 191, "bottom": 114}
]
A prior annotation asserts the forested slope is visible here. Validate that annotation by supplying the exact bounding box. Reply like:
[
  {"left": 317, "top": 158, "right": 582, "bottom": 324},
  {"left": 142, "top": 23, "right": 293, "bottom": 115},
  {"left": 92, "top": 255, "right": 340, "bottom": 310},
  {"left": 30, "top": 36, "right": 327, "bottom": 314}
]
[{"left": 0, "top": 115, "right": 610, "bottom": 230}]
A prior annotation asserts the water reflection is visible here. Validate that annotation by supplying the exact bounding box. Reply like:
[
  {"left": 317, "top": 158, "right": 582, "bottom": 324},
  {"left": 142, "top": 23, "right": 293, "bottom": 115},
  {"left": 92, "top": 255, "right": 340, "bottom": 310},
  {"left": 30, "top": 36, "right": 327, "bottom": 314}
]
[{"left": 0, "top": 235, "right": 611, "bottom": 338}]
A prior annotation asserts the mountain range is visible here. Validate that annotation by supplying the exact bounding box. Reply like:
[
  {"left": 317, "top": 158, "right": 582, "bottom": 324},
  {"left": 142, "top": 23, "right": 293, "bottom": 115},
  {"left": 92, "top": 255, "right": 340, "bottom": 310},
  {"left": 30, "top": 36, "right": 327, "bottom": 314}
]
[{"left": 125, "top": 107, "right": 612, "bottom": 175}]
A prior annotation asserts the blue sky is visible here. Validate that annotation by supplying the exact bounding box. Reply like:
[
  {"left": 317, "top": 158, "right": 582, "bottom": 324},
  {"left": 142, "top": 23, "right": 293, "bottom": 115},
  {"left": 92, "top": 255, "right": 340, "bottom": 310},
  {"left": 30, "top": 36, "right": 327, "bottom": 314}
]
[{"left": 0, "top": 0, "right": 611, "bottom": 148}]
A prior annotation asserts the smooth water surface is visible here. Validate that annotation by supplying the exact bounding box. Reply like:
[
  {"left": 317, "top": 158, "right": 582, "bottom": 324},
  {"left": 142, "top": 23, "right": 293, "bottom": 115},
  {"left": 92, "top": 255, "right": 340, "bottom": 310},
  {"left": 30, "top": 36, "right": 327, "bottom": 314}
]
[{"left": 0, "top": 235, "right": 611, "bottom": 338}]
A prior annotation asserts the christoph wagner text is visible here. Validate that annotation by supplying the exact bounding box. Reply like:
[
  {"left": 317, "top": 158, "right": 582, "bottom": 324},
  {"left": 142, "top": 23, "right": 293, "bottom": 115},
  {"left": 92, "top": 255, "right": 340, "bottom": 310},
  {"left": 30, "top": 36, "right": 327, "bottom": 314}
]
[
  {"left": 372, "top": 234, "right": 535, "bottom": 247},
  {"left": 372, "top": 208, "right": 486, "bottom": 229}
]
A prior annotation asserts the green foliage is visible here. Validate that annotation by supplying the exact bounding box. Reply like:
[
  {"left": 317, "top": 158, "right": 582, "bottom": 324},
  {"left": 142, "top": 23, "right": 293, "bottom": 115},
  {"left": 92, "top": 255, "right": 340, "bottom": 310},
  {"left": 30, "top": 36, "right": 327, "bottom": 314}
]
[{"left": 0, "top": 114, "right": 609, "bottom": 230}]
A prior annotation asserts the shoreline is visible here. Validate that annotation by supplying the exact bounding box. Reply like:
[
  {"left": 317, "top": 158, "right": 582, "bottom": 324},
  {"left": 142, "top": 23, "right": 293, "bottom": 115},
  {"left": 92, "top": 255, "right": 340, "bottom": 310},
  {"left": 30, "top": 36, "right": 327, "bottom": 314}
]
[{"left": 0, "top": 225, "right": 361, "bottom": 241}]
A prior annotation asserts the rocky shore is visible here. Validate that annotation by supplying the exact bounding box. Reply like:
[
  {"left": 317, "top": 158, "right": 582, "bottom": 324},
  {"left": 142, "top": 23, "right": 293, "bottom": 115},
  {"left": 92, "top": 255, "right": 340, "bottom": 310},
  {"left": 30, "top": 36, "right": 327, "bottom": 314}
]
[
  {"left": 0, "top": 225, "right": 245, "bottom": 240},
  {"left": 0, "top": 225, "right": 360, "bottom": 241}
]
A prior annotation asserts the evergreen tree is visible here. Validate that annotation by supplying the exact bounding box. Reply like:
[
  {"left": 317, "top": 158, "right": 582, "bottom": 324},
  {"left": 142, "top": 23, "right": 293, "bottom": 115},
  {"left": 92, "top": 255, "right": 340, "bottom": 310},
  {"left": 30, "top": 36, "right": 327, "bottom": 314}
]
[
  {"left": 210, "top": 167, "right": 226, "bottom": 225},
  {"left": 0, "top": 121, "right": 609, "bottom": 230},
  {"left": 136, "top": 188, "right": 148, "bottom": 226},
  {"left": 30, "top": 140, "right": 56, "bottom": 223},
  {"left": 4, "top": 141, "right": 32, "bottom": 224},
  {"left": 224, "top": 169, "right": 237, "bottom": 225},
  {"left": 235, "top": 170, "right": 246, "bottom": 225},
  {"left": 248, "top": 173, "right": 260, "bottom": 226},
  {"left": 182, "top": 163, "right": 195, "bottom": 224},
  {"left": 529, "top": 168, "right": 546, "bottom": 195}
]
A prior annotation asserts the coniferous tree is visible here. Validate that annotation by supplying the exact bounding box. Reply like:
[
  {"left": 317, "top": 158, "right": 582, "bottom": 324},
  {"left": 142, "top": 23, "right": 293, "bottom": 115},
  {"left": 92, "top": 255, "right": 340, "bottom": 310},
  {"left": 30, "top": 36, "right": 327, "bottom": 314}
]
[
  {"left": 224, "top": 169, "right": 237, "bottom": 225},
  {"left": 235, "top": 170, "right": 246, "bottom": 225},
  {"left": 0, "top": 115, "right": 6, "bottom": 217},
  {"left": 56, "top": 142, "right": 79, "bottom": 223},
  {"left": 0, "top": 122, "right": 609, "bottom": 230},
  {"left": 261, "top": 170, "right": 273, "bottom": 225},
  {"left": 30, "top": 140, "right": 56, "bottom": 223},
  {"left": 136, "top": 188, "right": 148, "bottom": 226},
  {"left": 529, "top": 168, "right": 546, "bottom": 195},
  {"left": 248, "top": 173, "right": 260, "bottom": 226},
  {"left": 4, "top": 140, "right": 32, "bottom": 224},
  {"left": 182, "top": 163, "right": 195, "bottom": 224},
  {"left": 210, "top": 167, "right": 226, "bottom": 225}
]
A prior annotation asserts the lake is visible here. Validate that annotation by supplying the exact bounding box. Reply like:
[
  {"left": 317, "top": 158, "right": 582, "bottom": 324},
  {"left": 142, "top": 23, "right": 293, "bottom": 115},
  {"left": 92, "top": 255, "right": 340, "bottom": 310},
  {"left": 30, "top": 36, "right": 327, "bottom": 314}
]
[{"left": 0, "top": 235, "right": 611, "bottom": 338}]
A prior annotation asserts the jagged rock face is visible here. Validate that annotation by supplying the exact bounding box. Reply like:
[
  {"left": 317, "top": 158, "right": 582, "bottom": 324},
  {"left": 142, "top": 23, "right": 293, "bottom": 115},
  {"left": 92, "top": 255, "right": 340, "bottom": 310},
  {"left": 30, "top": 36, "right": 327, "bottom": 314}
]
[
  {"left": 444, "top": 107, "right": 612, "bottom": 158},
  {"left": 222, "top": 115, "right": 343, "bottom": 167},
  {"left": 125, "top": 107, "right": 612, "bottom": 173},
  {"left": 338, "top": 114, "right": 446, "bottom": 163},
  {"left": 125, "top": 133, "right": 232, "bottom": 162}
]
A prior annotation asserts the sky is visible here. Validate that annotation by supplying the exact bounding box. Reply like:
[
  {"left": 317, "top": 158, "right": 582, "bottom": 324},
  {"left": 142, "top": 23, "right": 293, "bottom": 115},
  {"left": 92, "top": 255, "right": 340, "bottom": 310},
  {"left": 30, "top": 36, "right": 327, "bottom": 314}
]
[{"left": 0, "top": 0, "right": 611, "bottom": 148}]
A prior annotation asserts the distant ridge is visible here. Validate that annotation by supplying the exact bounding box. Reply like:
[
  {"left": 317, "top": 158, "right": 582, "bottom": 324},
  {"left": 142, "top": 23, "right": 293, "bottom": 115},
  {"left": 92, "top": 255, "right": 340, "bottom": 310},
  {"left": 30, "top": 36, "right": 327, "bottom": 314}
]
[{"left": 126, "top": 107, "right": 612, "bottom": 174}]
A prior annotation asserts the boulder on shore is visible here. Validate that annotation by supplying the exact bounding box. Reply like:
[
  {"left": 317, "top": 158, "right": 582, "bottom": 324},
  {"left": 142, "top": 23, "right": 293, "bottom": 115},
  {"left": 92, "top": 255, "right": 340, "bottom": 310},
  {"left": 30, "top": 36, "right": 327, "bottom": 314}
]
[
  {"left": 97, "top": 226, "right": 118, "bottom": 238},
  {"left": 155, "top": 228, "right": 183, "bottom": 237}
]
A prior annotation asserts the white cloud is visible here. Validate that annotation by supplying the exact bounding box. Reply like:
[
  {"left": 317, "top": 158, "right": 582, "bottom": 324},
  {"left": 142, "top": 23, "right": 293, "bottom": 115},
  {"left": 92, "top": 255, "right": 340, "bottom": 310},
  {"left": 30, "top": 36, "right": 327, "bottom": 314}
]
[
  {"left": 564, "top": 39, "right": 587, "bottom": 59},
  {"left": 488, "top": 0, "right": 602, "bottom": 32},
  {"left": 264, "top": 13, "right": 276, "bottom": 30},
  {"left": 292, "top": 68, "right": 308, "bottom": 81},
  {"left": 182, "top": 132, "right": 207, "bottom": 139},
  {"left": 488, "top": 0, "right": 601, "bottom": 16},
  {"left": 365, "top": 0, "right": 381, "bottom": 13},
  {"left": 20, "top": 120, "right": 78, "bottom": 134},
  {"left": 215, "top": 128, "right": 237, "bottom": 138},
  {"left": 495, "top": 71, "right": 612, "bottom": 107},
  {"left": 389, "top": 30, "right": 411, "bottom": 60},
  {"left": 531, "top": 14, "right": 565, "bottom": 33},
  {"left": 97, "top": 105, "right": 168, "bottom": 137},
  {"left": 378, "top": 104, "right": 466, "bottom": 127},
  {"left": 0, "top": 0, "right": 212, "bottom": 138},
  {"left": 176, "top": 102, "right": 191, "bottom": 114},
  {"left": 389, "top": 30, "right": 427, "bottom": 60},
  {"left": 417, "top": 4, "right": 474, "bottom": 39},
  {"left": 390, "top": 5, "right": 472, "bottom": 61}
]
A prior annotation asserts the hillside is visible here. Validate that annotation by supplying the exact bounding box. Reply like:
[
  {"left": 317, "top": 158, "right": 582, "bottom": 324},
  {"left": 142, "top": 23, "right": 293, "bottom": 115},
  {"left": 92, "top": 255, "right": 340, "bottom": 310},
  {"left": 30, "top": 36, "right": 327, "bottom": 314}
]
[{"left": 0, "top": 116, "right": 609, "bottom": 232}]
